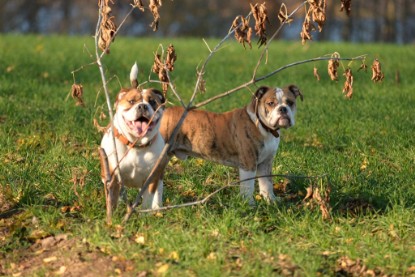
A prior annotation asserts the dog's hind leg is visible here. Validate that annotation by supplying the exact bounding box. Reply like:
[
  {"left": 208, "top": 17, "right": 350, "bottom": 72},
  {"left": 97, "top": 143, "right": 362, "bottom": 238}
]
[{"left": 239, "top": 169, "right": 256, "bottom": 205}]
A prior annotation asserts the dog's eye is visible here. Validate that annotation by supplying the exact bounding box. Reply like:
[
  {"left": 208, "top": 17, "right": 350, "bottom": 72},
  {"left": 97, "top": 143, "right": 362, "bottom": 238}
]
[
  {"left": 286, "top": 100, "right": 294, "bottom": 106},
  {"left": 128, "top": 99, "right": 136, "bottom": 105},
  {"left": 267, "top": 102, "right": 275, "bottom": 107},
  {"left": 149, "top": 99, "right": 156, "bottom": 107}
]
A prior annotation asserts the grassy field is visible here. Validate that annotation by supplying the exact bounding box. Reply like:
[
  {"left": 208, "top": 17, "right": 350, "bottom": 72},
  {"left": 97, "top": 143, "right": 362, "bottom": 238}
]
[{"left": 0, "top": 34, "right": 415, "bottom": 276}]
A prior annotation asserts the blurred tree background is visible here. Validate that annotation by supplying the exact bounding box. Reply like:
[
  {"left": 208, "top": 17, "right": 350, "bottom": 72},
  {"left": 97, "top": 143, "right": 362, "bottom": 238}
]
[{"left": 0, "top": 0, "right": 414, "bottom": 43}]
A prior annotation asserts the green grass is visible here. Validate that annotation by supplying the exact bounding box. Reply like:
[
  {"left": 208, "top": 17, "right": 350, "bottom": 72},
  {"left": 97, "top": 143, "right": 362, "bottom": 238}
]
[{"left": 1, "top": 34, "right": 415, "bottom": 276}]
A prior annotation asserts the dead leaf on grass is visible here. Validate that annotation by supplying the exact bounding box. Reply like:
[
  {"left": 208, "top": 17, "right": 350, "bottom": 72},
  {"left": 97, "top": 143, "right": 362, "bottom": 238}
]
[
  {"left": 335, "top": 256, "right": 386, "bottom": 276},
  {"left": 277, "top": 254, "right": 301, "bottom": 276},
  {"left": 302, "top": 182, "right": 331, "bottom": 220}
]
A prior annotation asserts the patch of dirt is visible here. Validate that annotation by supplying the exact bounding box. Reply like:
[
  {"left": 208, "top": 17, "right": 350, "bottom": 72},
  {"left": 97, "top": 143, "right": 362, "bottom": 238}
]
[{"left": 0, "top": 235, "right": 142, "bottom": 277}]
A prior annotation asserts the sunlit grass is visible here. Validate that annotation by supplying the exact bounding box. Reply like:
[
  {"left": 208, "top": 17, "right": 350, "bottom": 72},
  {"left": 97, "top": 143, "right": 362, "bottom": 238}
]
[{"left": 0, "top": 35, "right": 415, "bottom": 275}]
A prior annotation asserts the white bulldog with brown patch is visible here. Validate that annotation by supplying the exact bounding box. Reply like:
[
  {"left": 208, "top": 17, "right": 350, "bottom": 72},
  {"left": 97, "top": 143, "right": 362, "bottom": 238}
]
[
  {"left": 160, "top": 85, "right": 302, "bottom": 204},
  {"left": 100, "top": 63, "right": 166, "bottom": 222}
]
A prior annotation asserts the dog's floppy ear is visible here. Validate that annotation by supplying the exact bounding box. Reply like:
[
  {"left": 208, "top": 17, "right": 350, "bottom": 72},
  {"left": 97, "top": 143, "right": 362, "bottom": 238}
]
[
  {"left": 249, "top": 86, "right": 269, "bottom": 113},
  {"left": 152, "top": 89, "right": 166, "bottom": 105},
  {"left": 254, "top": 86, "right": 270, "bottom": 100},
  {"left": 288, "top": 84, "right": 303, "bottom": 101},
  {"left": 130, "top": 62, "right": 139, "bottom": 88}
]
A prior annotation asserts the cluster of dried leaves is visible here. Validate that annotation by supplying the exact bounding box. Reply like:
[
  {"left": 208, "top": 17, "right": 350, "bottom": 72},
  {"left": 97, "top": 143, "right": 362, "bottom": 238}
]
[
  {"left": 133, "top": 0, "right": 163, "bottom": 31},
  {"left": 98, "top": 0, "right": 117, "bottom": 54},
  {"left": 335, "top": 256, "right": 387, "bottom": 276},
  {"left": 250, "top": 3, "right": 269, "bottom": 47},
  {"left": 313, "top": 53, "right": 384, "bottom": 99},
  {"left": 301, "top": 0, "right": 327, "bottom": 44},
  {"left": 232, "top": 2, "right": 269, "bottom": 49},
  {"left": 232, "top": 16, "right": 252, "bottom": 49},
  {"left": 232, "top": 1, "right": 353, "bottom": 48},
  {"left": 152, "top": 44, "right": 177, "bottom": 95},
  {"left": 303, "top": 182, "right": 332, "bottom": 220},
  {"left": 274, "top": 176, "right": 331, "bottom": 221}
]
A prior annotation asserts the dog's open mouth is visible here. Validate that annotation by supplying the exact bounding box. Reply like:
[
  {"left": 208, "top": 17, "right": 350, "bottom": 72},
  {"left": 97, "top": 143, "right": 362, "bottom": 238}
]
[{"left": 126, "top": 116, "right": 157, "bottom": 137}]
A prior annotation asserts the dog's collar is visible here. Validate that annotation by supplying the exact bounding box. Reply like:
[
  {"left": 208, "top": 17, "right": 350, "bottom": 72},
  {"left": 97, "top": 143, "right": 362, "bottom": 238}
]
[
  {"left": 112, "top": 127, "right": 156, "bottom": 148},
  {"left": 258, "top": 118, "right": 280, "bottom": 138}
]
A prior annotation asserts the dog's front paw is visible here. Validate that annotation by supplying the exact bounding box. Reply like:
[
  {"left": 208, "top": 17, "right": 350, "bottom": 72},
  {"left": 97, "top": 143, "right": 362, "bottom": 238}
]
[{"left": 261, "top": 192, "right": 282, "bottom": 204}]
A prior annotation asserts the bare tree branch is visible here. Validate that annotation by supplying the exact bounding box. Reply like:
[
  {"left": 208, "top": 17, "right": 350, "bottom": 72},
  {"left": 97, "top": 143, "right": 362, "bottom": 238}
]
[{"left": 134, "top": 173, "right": 329, "bottom": 214}]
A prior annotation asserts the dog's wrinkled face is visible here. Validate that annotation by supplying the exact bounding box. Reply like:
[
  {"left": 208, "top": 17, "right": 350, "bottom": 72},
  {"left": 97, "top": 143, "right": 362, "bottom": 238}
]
[
  {"left": 253, "top": 85, "right": 303, "bottom": 130},
  {"left": 116, "top": 88, "right": 165, "bottom": 138}
]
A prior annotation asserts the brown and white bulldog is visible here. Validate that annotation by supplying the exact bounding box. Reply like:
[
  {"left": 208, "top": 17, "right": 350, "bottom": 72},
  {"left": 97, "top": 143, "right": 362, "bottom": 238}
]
[
  {"left": 100, "top": 63, "right": 166, "bottom": 222},
  {"left": 160, "top": 85, "right": 302, "bottom": 204}
]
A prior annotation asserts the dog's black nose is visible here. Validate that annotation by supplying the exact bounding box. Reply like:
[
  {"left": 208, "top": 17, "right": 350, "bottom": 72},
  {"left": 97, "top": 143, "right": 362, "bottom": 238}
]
[
  {"left": 137, "top": 104, "right": 148, "bottom": 111},
  {"left": 279, "top": 106, "right": 288, "bottom": 114}
]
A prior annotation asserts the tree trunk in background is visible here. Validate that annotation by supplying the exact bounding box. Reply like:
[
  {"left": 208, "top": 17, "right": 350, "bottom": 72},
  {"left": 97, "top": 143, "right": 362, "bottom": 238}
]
[
  {"left": 60, "top": 0, "right": 70, "bottom": 34},
  {"left": 25, "top": 1, "right": 41, "bottom": 33},
  {"left": 0, "top": 0, "right": 413, "bottom": 42},
  {"left": 403, "top": 0, "right": 412, "bottom": 43}
]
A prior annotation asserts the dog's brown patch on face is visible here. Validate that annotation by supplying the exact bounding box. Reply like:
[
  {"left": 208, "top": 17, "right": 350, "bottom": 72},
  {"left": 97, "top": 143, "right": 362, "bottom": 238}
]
[{"left": 116, "top": 88, "right": 165, "bottom": 111}]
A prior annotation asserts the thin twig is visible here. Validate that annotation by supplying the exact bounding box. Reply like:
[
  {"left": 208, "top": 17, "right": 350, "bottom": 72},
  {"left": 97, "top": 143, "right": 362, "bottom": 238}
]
[
  {"left": 193, "top": 55, "right": 366, "bottom": 109},
  {"left": 135, "top": 173, "right": 329, "bottom": 214},
  {"left": 95, "top": 1, "right": 125, "bottom": 209}
]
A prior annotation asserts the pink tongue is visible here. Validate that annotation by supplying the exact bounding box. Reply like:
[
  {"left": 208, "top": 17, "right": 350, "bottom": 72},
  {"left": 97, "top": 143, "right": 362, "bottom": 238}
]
[{"left": 134, "top": 120, "right": 149, "bottom": 135}]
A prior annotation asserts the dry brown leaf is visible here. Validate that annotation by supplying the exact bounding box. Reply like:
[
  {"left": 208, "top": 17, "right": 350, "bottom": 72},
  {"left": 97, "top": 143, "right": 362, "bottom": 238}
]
[
  {"left": 152, "top": 45, "right": 177, "bottom": 95},
  {"left": 98, "top": 0, "right": 117, "bottom": 54},
  {"left": 277, "top": 254, "right": 301, "bottom": 276},
  {"left": 358, "top": 61, "right": 368, "bottom": 72},
  {"left": 371, "top": 59, "right": 385, "bottom": 83},
  {"left": 93, "top": 118, "right": 108, "bottom": 133},
  {"left": 250, "top": 3, "right": 269, "bottom": 47},
  {"left": 313, "top": 66, "right": 320, "bottom": 81},
  {"left": 278, "top": 3, "right": 293, "bottom": 24},
  {"left": 328, "top": 53, "right": 340, "bottom": 81},
  {"left": 149, "top": 0, "right": 162, "bottom": 31},
  {"left": 197, "top": 73, "right": 206, "bottom": 94},
  {"left": 232, "top": 15, "right": 252, "bottom": 49},
  {"left": 71, "top": 83, "right": 84, "bottom": 106},
  {"left": 166, "top": 44, "right": 177, "bottom": 71},
  {"left": 342, "top": 68, "right": 353, "bottom": 99},
  {"left": 133, "top": 0, "right": 145, "bottom": 11},
  {"left": 309, "top": 0, "right": 326, "bottom": 32},
  {"left": 340, "top": 0, "right": 352, "bottom": 16},
  {"left": 300, "top": 9, "right": 315, "bottom": 45},
  {"left": 302, "top": 182, "right": 331, "bottom": 220}
]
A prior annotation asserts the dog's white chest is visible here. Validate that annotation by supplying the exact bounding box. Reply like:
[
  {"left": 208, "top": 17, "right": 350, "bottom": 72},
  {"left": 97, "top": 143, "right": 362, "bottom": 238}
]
[
  {"left": 102, "top": 133, "right": 164, "bottom": 188},
  {"left": 258, "top": 135, "right": 280, "bottom": 164},
  {"left": 120, "top": 147, "right": 158, "bottom": 186}
]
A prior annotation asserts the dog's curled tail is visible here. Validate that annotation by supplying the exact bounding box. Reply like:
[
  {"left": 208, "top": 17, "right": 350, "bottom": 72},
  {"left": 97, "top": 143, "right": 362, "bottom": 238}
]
[{"left": 130, "top": 62, "right": 139, "bottom": 88}]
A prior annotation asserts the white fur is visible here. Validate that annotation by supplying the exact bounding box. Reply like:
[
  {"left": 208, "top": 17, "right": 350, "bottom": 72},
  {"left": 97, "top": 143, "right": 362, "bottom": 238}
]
[
  {"left": 130, "top": 62, "right": 139, "bottom": 84},
  {"left": 101, "top": 88, "right": 165, "bottom": 210},
  {"left": 244, "top": 108, "right": 282, "bottom": 203},
  {"left": 101, "top": 130, "right": 164, "bottom": 209}
]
